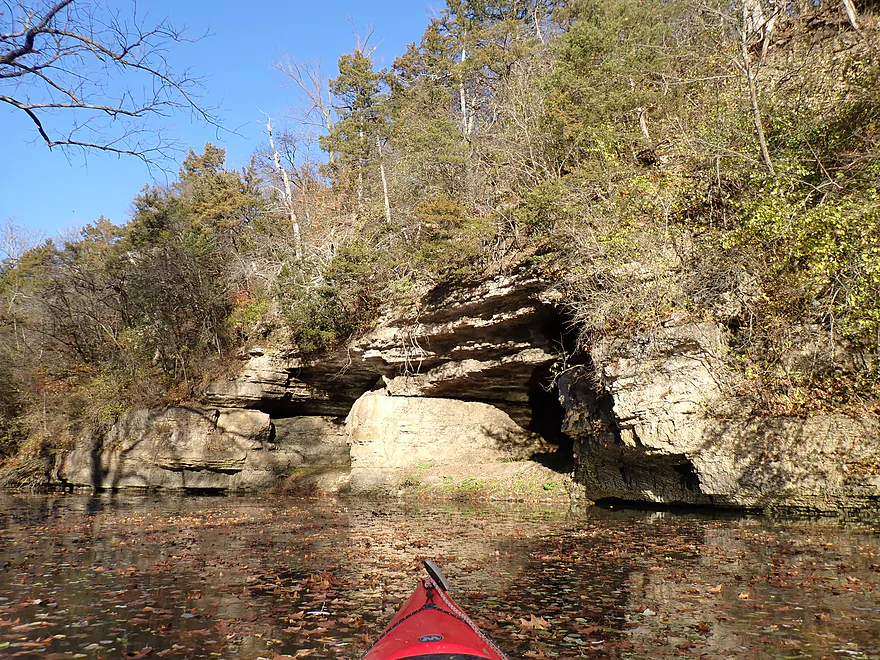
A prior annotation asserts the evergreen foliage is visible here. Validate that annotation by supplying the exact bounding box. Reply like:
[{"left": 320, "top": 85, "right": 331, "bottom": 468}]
[{"left": 2, "top": 0, "right": 879, "bottom": 481}]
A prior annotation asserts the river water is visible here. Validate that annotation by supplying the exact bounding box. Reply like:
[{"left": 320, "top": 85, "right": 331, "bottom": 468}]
[{"left": 0, "top": 493, "right": 878, "bottom": 659}]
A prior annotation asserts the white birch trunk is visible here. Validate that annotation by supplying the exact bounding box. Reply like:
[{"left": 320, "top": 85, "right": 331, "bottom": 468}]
[
  {"left": 459, "top": 45, "right": 470, "bottom": 137},
  {"left": 265, "top": 115, "right": 303, "bottom": 261},
  {"left": 841, "top": 0, "right": 861, "bottom": 33},
  {"left": 377, "top": 137, "right": 392, "bottom": 226}
]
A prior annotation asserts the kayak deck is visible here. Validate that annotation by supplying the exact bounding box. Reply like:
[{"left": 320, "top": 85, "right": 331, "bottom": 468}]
[{"left": 361, "top": 565, "right": 509, "bottom": 660}]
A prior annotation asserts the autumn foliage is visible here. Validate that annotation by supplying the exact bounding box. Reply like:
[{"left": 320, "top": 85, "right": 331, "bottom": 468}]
[{"left": 2, "top": 0, "right": 879, "bottom": 480}]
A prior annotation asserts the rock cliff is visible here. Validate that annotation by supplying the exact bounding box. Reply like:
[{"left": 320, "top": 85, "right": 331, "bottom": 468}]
[
  {"left": 560, "top": 322, "right": 880, "bottom": 513},
  {"left": 55, "top": 407, "right": 349, "bottom": 492},
  {"left": 53, "top": 267, "right": 571, "bottom": 495},
  {"left": 50, "top": 268, "right": 880, "bottom": 513}
]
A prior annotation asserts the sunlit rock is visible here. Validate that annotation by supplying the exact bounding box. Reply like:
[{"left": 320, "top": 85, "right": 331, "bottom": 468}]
[
  {"left": 201, "top": 347, "right": 307, "bottom": 408},
  {"left": 560, "top": 321, "right": 880, "bottom": 512},
  {"left": 346, "top": 390, "right": 552, "bottom": 470},
  {"left": 348, "top": 267, "right": 563, "bottom": 427},
  {"left": 54, "top": 407, "right": 350, "bottom": 491}
]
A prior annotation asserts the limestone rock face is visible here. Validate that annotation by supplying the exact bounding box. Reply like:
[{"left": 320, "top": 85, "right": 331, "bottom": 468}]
[
  {"left": 349, "top": 269, "right": 562, "bottom": 427},
  {"left": 202, "top": 347, "right": 352, "bottom": 414},
  {"left": 590, "top": 322, "right": 728, "bottom": 453},
  {"left": 203, "top": 346, "right": 381, "bottom": 417},
  {"left": 272, "top": 416, "right": 349, "bottom": 467},
  {"left": 50, "top": 270, "right": 570, "bottom": 493},
  {"left": 202, "top": 348, "right": 293, "bottom": 408},
  {"left": 55, "top": 407, "right": 350, "bottom": 491},
  {"left": 346, "top": 391, "right": 553, "bottom": 491},
  {"left": 203, "top": 270, "right": 565, "bottom": 425},
  {"left": 696, "top": 416, "right": 880, "bottom": 510},
  {"left": 561, "top": 322, "right": 880, "bottom": 512}
]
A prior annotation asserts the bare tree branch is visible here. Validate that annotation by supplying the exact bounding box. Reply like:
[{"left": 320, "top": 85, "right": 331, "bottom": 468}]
[
  {"left": 841, "top": 0, "right": 862, "bottom": 35},
  {"left": 272, "top": 56, "right": 334, "bottom": 133},
  {"left": 0, "top": 0, "right": 220, "bottom": 163}
]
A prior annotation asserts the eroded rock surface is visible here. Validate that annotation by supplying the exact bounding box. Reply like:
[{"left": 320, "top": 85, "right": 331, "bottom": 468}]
[
  {"left": 201, "top": 347, "right": 376, "bottom": 416},
  {"left": 45, "top": 267, "right": 879, "bottom": 511},
  {"left": 347, "top": 390, "right": 552, "bottom": 469},
  {"left": 560, "top": 322, "right": 880, "bottom": 512},
  {"left": 56, "top": 407, "right": 350, "bottom": 491},
  {"left": 349, "top": 269, "right": 563, "bottom": 427},
  {"left": 272, "top": 416, "right": 349, "bottom": 467},
  {"left": 202, "top": 348, "right": 294, "bottom": 408},
  {"left": 346, "top": 390, "right": 555, "bottom": 493}
]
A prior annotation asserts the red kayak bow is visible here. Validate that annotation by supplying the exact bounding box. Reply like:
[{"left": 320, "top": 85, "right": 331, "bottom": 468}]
[{"left": 361, "top": 560, "right": 509, "bottom": 660}]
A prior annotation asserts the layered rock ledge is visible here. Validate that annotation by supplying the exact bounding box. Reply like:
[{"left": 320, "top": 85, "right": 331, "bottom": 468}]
[
  {"left": 55, "top": 407, "right": 349, "bottom": 492},
  {"left": 48, "top": 268, "right": 880, "bottom": 514}
]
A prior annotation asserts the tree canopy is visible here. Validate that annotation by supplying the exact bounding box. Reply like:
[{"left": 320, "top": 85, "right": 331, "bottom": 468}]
[{"left": 2, "top": 0, "right": 879, "bottom": 481}]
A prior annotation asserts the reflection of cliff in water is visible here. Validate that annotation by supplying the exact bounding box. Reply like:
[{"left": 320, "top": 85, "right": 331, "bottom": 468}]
[
  {"left": 621, "top": 516, "right": 880, "bottom": 658},
  {"left": 1, "top": 494, "right": 879, "bottom": 659}
]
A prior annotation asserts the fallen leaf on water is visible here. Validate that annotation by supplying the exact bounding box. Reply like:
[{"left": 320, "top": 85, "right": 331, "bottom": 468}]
[{"left": 519, "top": 614, "right": 550, "bottom": 631}]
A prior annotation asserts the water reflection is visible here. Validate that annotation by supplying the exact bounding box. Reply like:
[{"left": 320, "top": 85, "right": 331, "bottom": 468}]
[{"left": 0, "top": 493, "right": 878, "bottom": 659}]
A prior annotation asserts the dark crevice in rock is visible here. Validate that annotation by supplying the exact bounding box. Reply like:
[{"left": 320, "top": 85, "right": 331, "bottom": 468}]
[
  {"left": 587, "top": 453, "right": 712, "bottom": 506},
  {"left": 520, "top": 306, "right": 583, "bottom": 472},
  {"left": 529, "top": 450, "right": 573, "bottom": 472},
  {"left": 559, "top": 359, "right": 619, "bottom": 445},
  {"left": 628, "top": 426, "right": 644, "bottom": 448},
  {"left": 253, "top": 372, "right": 383, "bottom": 418},
  {"left": 591, "top": 498, "right": 750, "bottom": 515},
  {"left": 526, "top": 364, "right": 573, "bottom": 472},
  {"left": 673, "top": 461, "right": 703, "bottom": 493}
]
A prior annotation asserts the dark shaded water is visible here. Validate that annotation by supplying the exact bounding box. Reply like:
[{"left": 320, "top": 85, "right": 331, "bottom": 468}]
[{"left": 0, "top": 493, "right": 879, "bottom": 659}]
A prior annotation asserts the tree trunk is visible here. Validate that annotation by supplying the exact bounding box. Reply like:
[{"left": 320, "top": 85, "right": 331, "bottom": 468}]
[
  {"left": 377, "top": 137, "right": 392, "bottom": 226},
  {"left": 357, "top": 129, "right": 365, "bottom": 209},
  {"left": 841, "top": 0, "right": 862, "bottom": 34},
  {"left": 740, "top": 3, "right": 774, "bottom": 176},
  {"left": 459, "top": 46, "right": 470, "bottom": 137},
  {"left": 637, "top": 107, "right": 652, "bottom": 146},
  {"left": 265, "top": 115, "right": 303, "bottom": 261}
]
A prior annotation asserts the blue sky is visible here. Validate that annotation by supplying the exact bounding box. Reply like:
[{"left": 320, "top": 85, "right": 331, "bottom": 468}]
[{"left": 0, "top": 0, "right": 438, "bottom": 240}]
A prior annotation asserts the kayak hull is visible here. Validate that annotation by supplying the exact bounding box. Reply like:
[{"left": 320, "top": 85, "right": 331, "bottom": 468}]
[{"left": 362, "top": 576, "right": 508, "bottom": 660}]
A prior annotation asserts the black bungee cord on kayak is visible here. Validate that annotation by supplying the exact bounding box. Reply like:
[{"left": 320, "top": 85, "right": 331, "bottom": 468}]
[{"left": 360, "top": 561, "right": 511, "bottom": 660}]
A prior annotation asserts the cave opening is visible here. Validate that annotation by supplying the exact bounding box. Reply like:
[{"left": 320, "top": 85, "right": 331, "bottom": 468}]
[
  {"left": 673, "top": 461, "right": 703, "bottom": 493},
  {"left": 252, "top": 373, "right": 383, "bottom": 420},
  {"left": 524, "top": 306, "right": 583, "bottom": 473}
]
